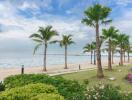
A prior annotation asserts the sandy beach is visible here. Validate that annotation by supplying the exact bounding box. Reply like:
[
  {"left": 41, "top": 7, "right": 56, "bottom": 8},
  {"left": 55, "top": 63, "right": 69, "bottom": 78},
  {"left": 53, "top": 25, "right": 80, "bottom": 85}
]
[{"left": 0, "top": 57, "right": 131, "bottom": 81}]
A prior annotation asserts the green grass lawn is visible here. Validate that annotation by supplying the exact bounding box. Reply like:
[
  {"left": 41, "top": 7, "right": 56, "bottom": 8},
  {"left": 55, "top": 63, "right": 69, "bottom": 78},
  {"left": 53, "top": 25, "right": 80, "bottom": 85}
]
[{"left": 61, "top": 64, "right": 132, "bottom": 92}]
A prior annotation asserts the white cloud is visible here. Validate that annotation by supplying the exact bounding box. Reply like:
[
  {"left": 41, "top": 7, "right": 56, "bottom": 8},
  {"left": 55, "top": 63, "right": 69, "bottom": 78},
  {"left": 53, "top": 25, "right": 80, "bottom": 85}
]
[
  {"left": 0, "top": 11, "right": 94, "bottom": 42},
  {"left": 1, "top": 0, "right": 132, "bottom": 45},
  {"left": 116, "top": 0, "right": 132, "bottom": 6},
  {"left": 19, "top": 1, "right": 39, "bottom": 10},
  {"left": 0, "top": 0, "right": 94, "bottom": 41},
  {"left": 0, "top": 1, "right": 17, "bottom": 18},
  {"left": 110, "top": 9, "right": 132, "bottom": 42}
]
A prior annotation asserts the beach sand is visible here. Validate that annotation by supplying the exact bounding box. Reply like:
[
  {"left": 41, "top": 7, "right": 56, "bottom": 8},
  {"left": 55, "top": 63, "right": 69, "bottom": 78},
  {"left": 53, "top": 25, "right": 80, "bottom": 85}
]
[{"left": 0, "top": 57, "right": 131, "bottom": 81}]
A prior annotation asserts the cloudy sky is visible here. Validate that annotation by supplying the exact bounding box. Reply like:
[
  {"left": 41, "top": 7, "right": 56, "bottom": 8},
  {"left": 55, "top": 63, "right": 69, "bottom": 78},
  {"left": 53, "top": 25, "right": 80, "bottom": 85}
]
[{"left": 0, "top": 0, "right": 132, "bottom": 54}]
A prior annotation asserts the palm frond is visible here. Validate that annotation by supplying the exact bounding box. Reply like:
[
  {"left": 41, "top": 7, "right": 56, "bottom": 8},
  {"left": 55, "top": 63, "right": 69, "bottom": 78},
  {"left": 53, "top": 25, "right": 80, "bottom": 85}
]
[
  {"left": 101, "top": 19, "right": 112, "bottom": 25},
  {"left": 33, "top": 43, "right": 42, "bottom": 55},
  {"left": 49, "top": 40, "right": 60, "bottom": 44},
  {"left": 32, "top": 39, "right": 43, "bottom": 43},
  {"left": 29, "top": 33, "right": 43, "bottom": 40},
  {"left": 81, "top": 18, "right": 95, "bottom": 27}
]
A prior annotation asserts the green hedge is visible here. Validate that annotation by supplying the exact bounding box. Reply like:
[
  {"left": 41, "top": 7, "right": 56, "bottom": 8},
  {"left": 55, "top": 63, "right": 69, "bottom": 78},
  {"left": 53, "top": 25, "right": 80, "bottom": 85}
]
[
  {"left": 31, "top": 93, "right": 64, "bottom": 100},
  {"left": 4, "top": 74, "right": 85, "bottom": 100},
  {"left": 0, "top": 83, "right": 64, "bottom": 100}
]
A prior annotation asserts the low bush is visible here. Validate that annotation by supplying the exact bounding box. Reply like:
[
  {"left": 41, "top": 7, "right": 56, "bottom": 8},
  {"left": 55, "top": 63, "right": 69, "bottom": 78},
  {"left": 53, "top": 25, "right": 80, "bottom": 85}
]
[
  {"left": 0, "top": 81, "right": 5, "bottom": 92},
  {"left": 0, "top": 83, "right": 64, "bottom": 100},
  {"left": 31, "top": 93, "right": 64, "bottom": 100},
  {"left": 83, "top": 79, "right": 89, "bottom": 85},
  {"left": 84, "top": 83, "right": 132, "bottom": 100},
  {"left": 4, "top": 74, "right": 85, "bottom": 100}
]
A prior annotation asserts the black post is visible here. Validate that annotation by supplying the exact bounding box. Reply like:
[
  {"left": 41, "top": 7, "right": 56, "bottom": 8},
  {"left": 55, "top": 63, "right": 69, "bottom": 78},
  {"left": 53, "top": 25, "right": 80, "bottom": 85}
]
[
  {"left": 79, "top": 64, "right": 81, "bottom": 70},
  {"left": 21, "top": 65, "right": 24, "bottom": 74}
]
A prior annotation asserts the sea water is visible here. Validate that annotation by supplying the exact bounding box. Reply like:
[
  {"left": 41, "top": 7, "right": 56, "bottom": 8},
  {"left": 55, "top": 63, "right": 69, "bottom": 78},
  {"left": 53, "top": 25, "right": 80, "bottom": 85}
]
[
  {"left": 0, "top": 53, "right": 91, "bottom": 68},
  {"left": 0, "top": 42, "right": 120, "bottom": 68}
]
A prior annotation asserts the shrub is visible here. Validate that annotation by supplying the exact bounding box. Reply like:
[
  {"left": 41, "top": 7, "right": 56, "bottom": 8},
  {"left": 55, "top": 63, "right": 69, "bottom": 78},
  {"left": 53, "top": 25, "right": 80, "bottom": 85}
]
[
  {"left": 128, "top": 68, "right": 132, "bottom": 72},
  {"left": 4, "top": 74, "right": 51, "bottom": 89},
  {"left": 31, "top": 93, "right": 64, "bottom": 100},
  {"left": 83, "top": 79, "right": 89, "bottom": 85},
  {"left": 0, "top": 83, "right": 64, "bottom": 100},
  {"left": 4, "top": 74, "right": 85, "bottom": 100},
  {"left": 84, "top": 83, "right": 130, "bottom": 100},
  {"left": 0, "top": 81, "right": 5, "bottom": 92},
  {"left": 125, "top": 73, "right": 132, "bottom": 83}
]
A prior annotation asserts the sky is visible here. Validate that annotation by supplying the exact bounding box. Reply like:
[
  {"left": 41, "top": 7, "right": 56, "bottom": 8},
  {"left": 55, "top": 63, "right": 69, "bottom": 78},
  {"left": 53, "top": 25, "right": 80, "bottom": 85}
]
[{"left": 0, "top": 0, "right": 132, "bottom": 54}]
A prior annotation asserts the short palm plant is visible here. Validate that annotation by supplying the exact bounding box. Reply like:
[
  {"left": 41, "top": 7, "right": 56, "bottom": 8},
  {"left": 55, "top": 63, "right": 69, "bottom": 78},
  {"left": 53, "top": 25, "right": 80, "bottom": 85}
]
[
  {"left": 102, "top": 26, "right": 118, "bottom": 70},
  {"left": 82, "top": 4, "right": 112, "bottom": 78},
  {"left": 29, "top": 25, "right": 58, "bottom": 71}
]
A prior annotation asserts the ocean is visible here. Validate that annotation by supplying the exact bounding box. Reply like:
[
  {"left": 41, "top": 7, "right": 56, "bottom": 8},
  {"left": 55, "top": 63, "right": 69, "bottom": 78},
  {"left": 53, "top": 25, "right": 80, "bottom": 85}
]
[
  {"left": 0, "top": 53, "right": 91, "bottom": 68},
  {"left": 0, "top": 42, "right": 121, "bottom": 68}
]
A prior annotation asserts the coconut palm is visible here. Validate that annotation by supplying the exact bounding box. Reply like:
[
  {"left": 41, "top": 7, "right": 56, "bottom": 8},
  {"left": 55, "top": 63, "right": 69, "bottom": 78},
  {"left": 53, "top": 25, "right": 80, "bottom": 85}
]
[
  {"left": 102, "top": 26, "right": 118, "bottom": 70},
  {"left": 116, "top": 34, "right": 129, "bottom": 66},
  {"left": 111, "top": 40, "right": 118, "bottom": 64},
  {"left": 124, "top": 38, "right": 131, "bottom": 62},
  {"left": 82, "top": 4, "right": 112, "bottom": 78},
  {"left": 83, "top": 43, "right": 94, "bottom": 64},
  {"left": 92, "top": 42, "right": 96, "bottom": 65},
  {"left": 123, "top": 51, "right": 126, "bottom": 62},
  {"left": 58, "top": 35, "right": 74, "bottom": 69},
  {"left": 29, "top": 25, "right": 58, "bottom": 71}
]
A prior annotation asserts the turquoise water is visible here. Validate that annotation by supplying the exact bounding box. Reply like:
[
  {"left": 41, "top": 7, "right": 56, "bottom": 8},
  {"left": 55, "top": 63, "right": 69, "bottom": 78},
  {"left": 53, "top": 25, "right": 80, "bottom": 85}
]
[
  {"left": 0, "top": 41, "right": 92, "bottom": 68},
  {"left": 0, "top": 42, "right": 121, "bottom": 68},
  {"left": 0, "top": 51, "right": 122, "bottom": 68},
  {"left": 0, "top": 53, "right": 91, "bottom": 68}
]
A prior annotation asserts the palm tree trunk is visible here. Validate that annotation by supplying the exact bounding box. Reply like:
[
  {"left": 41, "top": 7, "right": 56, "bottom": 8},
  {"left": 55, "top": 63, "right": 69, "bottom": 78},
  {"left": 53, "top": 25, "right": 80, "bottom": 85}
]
[
  {"left": 124, "top": 51, "right": 125, "bottom": 62},
  {"left": 108, "top": 39, "right": 112, "bottom": 70},
  {"left": 96, "top": 22, "right": 104, "bottom": 78},
  {"left": 112, "top": 50, "right": 114, "bottom": 64},
  {"left": 43, "top": 43, "right": 47, "bottom": 71},
  {"left": 120, "top": 48, "right": 123, "bottom": 66},
  {"left": 94, "top": 50, "right": 96, "bottom": 65},
  {"left": 128, "top": 51, "right": 130, "bottom": 62},
  {"left": 91, "top": 51, "right": 93, "bottom": 64},
  {"left": 64, "top": 45, "right": 68, "bottom": 69}
]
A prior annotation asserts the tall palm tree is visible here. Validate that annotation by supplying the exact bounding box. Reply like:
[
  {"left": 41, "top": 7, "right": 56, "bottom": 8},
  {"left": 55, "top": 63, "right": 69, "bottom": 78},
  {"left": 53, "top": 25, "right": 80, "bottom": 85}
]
[
  {"left": 82, "top": 4, "right": 112, "bottom": 78},
  {"left": 116, "top": 34, "right": 129, "bottom": 66},
  {"left": 83, "top": 43, "right": 95, "bottom": 64},
  {"left": 30, "top": 25, "right": 58, "bottom": 71},
  {"left": 102, "top": 26, "right": 118, "bottom": 70},
  {"left": 57, "top": 35, "right": 74, "bottom": 69}
]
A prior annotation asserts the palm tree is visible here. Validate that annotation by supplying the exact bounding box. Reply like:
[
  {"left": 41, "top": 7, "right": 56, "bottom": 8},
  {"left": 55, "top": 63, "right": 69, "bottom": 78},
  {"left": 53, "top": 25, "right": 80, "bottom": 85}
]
[
  {"left": 57, "top": 35, "right": 74, "bottom": 69},
  {"left": 29, "top": 25, "right": 58, "bottom": 71},
  {"left": 111, "top": 40, "right": 118, "bottom": 64},
  {"left": 102, "top": 26, "right": 118, "bottom": 70},
  {"left": 92, "top": 42, "right": 96, "bottom": 65},
  {"left": 116, "top": 34, "right": 129, "bottom": 66},
  {"left": 83, "top": 43, "right": 95, "bottom": 64},
  {"left": 82, "top": 4, "right": 112, "bottom": 78},
  {"left": 123, "top": 51, "right": 126, "bottom": 63},
  {"left": 124, "top": 38, "right": 131, "bottom": 62}
]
